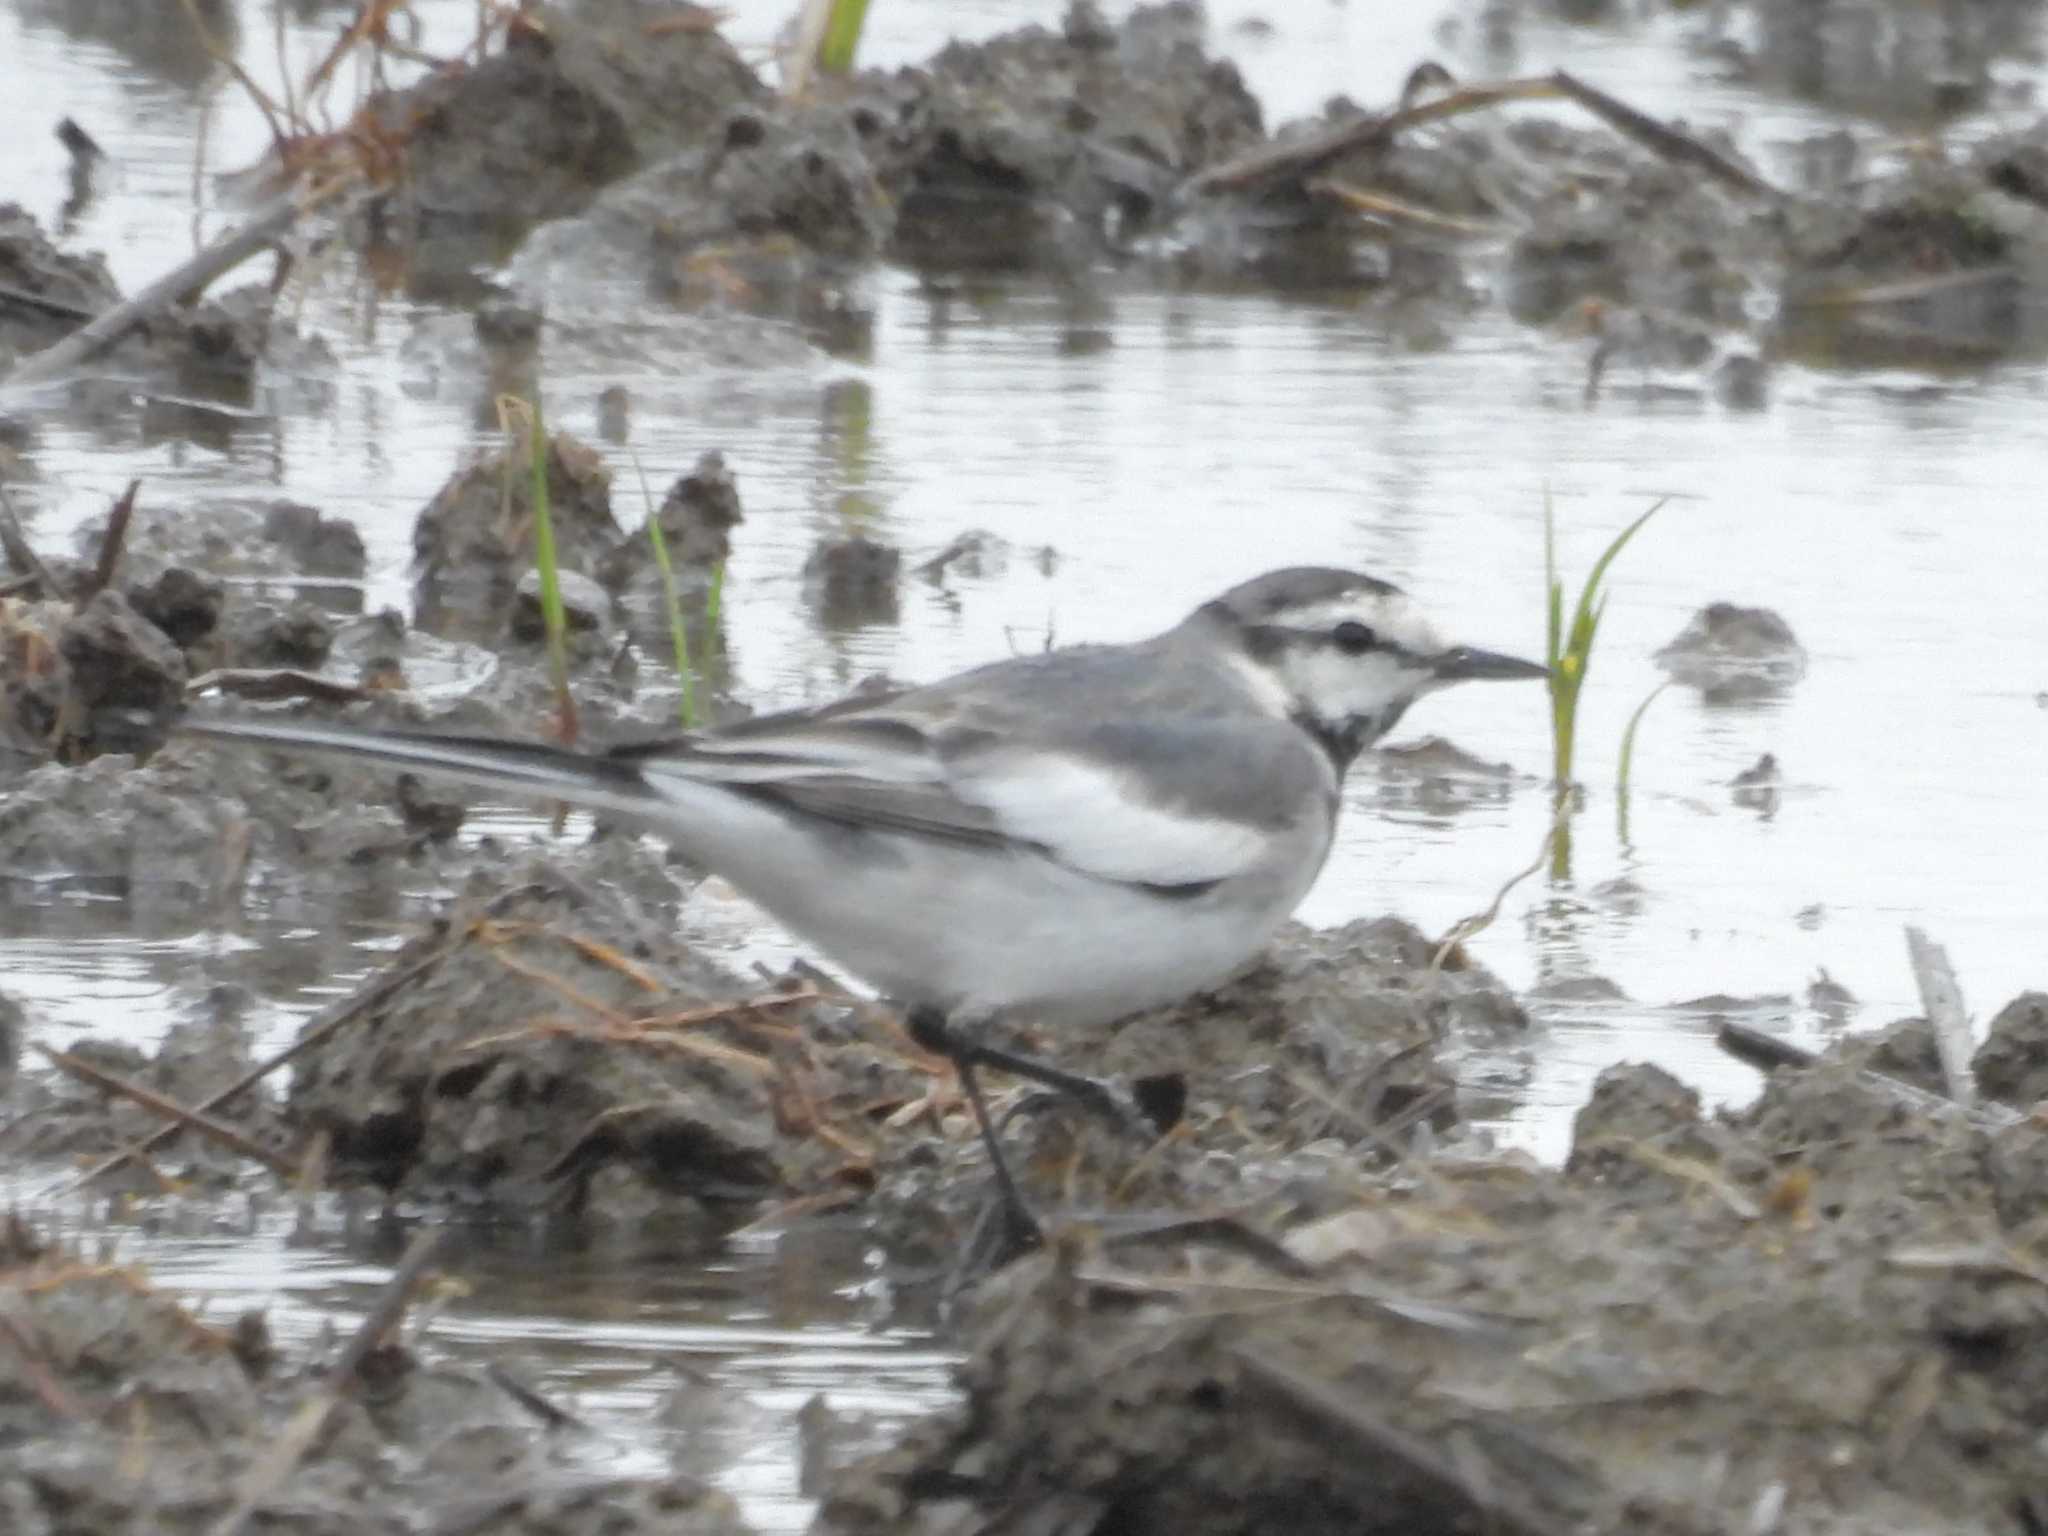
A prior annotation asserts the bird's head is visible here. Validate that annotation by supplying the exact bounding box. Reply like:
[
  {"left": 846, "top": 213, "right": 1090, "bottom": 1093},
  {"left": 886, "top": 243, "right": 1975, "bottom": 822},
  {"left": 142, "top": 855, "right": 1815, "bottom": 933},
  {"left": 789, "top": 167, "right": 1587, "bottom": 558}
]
[{"left": 1193, "top": 566, "right": 1548, "bottom": 768}]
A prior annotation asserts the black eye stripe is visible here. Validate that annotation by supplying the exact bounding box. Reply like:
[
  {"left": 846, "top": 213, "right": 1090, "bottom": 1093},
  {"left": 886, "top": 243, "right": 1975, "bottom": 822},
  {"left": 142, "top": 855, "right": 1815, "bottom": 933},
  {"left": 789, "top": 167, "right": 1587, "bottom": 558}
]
[
  {"left": 1333, "top": 620, "right": 1377, "bottom": 654},
  {"left": 1239, "top": 621, "right": 1418, "bottom": 663}
]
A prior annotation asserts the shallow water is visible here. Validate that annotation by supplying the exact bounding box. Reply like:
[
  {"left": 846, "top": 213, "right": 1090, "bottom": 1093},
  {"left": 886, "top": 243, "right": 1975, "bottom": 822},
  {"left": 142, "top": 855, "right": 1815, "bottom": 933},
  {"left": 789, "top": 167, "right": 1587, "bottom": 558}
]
[{"left": 4, "top": 0, "right": 2048, "bottom": 1527}]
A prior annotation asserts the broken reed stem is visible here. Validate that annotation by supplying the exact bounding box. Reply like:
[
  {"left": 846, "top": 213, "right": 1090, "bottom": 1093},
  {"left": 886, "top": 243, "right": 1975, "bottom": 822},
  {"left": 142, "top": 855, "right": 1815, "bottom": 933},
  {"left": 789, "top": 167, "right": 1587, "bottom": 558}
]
[
  {"left": 61, "top": 937, "right": 462, "bottom": 1195},
  {"left": 82, "top": 480, "right": 140, "bottom": 599},
  {"left": 33, "top": 1045, "right": 297, "bottom": 1180},
  {"left": 206, "top": 1229, "right": 446, "bottom": 1536},
  {"left": 5, "top": 192, "right": 317, "bottom": 393}
]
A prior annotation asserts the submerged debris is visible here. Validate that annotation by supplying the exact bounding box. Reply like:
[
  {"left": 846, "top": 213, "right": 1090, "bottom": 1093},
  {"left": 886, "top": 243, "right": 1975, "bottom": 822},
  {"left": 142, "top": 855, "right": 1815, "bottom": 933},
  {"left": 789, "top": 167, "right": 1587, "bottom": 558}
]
[{"left": 1655, "top": 601, "right": 1807, "bottom": 698}]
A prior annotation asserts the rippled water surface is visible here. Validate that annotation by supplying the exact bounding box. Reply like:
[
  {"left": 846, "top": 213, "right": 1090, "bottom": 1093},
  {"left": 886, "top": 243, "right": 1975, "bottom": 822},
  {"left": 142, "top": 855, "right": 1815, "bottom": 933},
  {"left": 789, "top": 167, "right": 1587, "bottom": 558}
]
[{"left": 4, "top": 1, "right": 2047, "bottom": 1526}]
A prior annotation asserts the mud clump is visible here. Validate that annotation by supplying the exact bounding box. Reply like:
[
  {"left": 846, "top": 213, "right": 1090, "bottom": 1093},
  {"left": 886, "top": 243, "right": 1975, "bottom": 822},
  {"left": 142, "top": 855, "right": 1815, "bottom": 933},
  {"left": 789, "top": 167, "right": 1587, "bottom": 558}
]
[
  {"left": 260, "top": 500, "right": 369, "bottom": 579},
  {"left": 0, "top": 1216, "right": 758, "bottom": 1536},
  {"left": 1973, "top": 992, "right": 2048, "bottom": 1109},
  {"left": 1655, "top": 601, "right": 1807, "bottom": 699},
  {"left": 0, "top": 200, "right": 120, "bottom": 357},
  {"left": 6, "top": 984, "right": 285, "bottom": 1187},
  {"left": 606, "top": 450, "right": 741, "bottom": 651},
  {"left": 413, "top": 431, "right": 623, "bottom": 639},
  {"left": 822, "top": 1027, "right": 2048, "bottom": 1536},
  {"left": 363, "top": 0, "right": 763, "bottom": 278},
  {"left": 804, "top": 533, "right": 902, "bottom": 630},
  {"left": 882, "top": 1, "right": 1265, "bottom": 271},
  {"left": 520, "top": 2, "right": 1264, "bottom": 310},
  {"left": 277, "top": 854, "right": 907, "bottom": 1228},
  {"left": 868, "top": 917, "right": 1522, "bottom": 1272},
  {"left": 53, "top": 589, "right": 189, "bottom": 758}
]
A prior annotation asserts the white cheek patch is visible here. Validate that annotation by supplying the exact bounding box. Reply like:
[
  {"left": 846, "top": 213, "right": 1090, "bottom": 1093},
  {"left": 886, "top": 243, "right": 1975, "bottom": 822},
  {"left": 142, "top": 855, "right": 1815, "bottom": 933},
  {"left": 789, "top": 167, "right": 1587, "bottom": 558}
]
[{"left": 1285, "top": 647, "right": 1428, "bottom": 725}]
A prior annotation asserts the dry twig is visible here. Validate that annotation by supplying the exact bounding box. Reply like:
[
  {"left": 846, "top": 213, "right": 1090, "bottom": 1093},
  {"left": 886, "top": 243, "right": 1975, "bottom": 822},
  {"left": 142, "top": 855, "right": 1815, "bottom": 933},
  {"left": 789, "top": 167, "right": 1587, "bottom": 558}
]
[
  {"left": 62, "top": 936, "right": 462, "bottom": 1194},
  {"left": 207, "top": 1230, "right": 446, "bottom": 1536},
  {"left": 34, "top": 1045, "right": 297, "bottom": 1179},
  {"left": 79, "top": 480, "right": 139, "bottom": 600}
]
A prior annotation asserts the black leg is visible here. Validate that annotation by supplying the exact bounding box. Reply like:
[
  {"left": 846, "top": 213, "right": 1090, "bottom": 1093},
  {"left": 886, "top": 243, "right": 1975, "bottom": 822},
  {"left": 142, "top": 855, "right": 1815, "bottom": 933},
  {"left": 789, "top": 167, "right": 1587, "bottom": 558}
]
[
  {"left": 954, "top": 1057, "right": 1042, "bottom": 1256},
  {"left": 908, "top": 1006, "right": 1042, "bottom": 1253},
  {"left": 907, "top": 1010, "right": 1153, "bottom": 1142}
]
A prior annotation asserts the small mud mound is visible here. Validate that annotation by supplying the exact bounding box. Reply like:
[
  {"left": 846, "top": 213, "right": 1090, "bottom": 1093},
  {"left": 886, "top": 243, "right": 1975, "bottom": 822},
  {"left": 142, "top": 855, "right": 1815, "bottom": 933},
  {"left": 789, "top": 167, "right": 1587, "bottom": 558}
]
[
  {"left": 1655, "top": 601, "right": 1807, "bottom": 699},
  {"left": 413, "top": 430, "right": 623, "bottom": 638},
  {"left": 819, "top": 1041, "right": 2048, "bottom": 1536},
  {"left": 362, "top": 0, "right": 763, "bottom": 276},
  {"left": 868, "top": 917, "right": 1524, "bottom": 1274},
  {"left": 278, "top": 853, "right": 919, "bottom": 1231}
]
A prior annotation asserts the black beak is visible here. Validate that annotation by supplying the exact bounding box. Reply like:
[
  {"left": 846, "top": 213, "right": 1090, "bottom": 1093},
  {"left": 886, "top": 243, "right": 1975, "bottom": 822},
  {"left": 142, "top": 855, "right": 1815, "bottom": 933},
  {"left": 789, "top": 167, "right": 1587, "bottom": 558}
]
[{"left": 1432, "top": 645, "right": 1550, "bottom": 683}]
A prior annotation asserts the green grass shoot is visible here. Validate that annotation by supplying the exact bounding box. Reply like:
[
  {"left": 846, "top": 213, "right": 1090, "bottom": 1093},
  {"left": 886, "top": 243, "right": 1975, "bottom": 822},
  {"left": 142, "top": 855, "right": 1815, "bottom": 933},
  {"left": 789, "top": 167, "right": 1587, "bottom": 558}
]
[
  {"left": 1546, "top": 493, "right": 1662, "bottom": 790},
  {"left": 630, "top": 453, "right": 699, "bottom": 728},
  {"left": 817, "top": 0, "right": 871, "bottom": 75},
  {"left": 1544, "top": 492, "right": 1662, "bottom": 876},
  {"left": 1615, "top": 682, "right": 1668, "bottom": 846},
  {"left": 515, "top": 393, "right": 577, "bottom": 744}
]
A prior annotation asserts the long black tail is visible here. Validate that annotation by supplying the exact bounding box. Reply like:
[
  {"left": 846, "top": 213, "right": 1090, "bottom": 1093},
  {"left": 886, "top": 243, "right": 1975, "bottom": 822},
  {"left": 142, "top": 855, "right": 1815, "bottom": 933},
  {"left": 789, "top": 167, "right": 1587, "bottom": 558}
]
[{"left": 178, "top": 718, "right": 661, "bottom": 819}]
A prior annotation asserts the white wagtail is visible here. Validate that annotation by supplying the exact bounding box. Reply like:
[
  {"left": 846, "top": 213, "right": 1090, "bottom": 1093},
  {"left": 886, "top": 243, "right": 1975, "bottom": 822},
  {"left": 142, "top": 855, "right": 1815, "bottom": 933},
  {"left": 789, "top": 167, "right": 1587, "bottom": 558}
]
[{"left": 182, "top": 566, "right": 1544, "bottom": 1233}]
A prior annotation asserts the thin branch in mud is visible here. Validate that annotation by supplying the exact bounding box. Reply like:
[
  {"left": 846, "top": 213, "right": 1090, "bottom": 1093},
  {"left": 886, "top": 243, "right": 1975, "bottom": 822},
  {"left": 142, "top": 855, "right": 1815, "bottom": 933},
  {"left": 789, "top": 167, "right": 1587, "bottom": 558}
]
[
  {"left": 474, "top": 936, "right": 636, "bottom": 1027},
  {"left": 78, "top": 480, "right": 139, "bottom": 600},
  {"left": 207, "top": 1229, "right": 445, "bottom": 1536},
  {"left": 486, "top": 1360, "right": 591, "bottom": 1432},
  {"left": 5, "top": 193, "right": 315, "bottom": 394},
  {"left": 635, "top": 985, "right": 825, "bottom": 1032},
  {"left": 454, "top": 1015, "right": 779, "bottom": 1077},
  {"left": 1586, "top": 1136, "right": 1763, "bottom": 1220},
  {"left": 1712, "top": 1021, "right": 2021, "bottom": 1131},
  {"left": 1549, "top": 70, "right": 1779, "bottom": 201},
  {"left": 479, "top": 919, "right": 668, "bottom": 992},
  {"left": 33, "top": 1045, "right": 298, "bottom": 1180},
  {"left": 61, "top": 937, "right": 463, "bottom": 1194},
  {"left": 1789, "top": 265, "right": 2015, "bottom": 312},
  {"left": 1230, "top": 1347, "right": 1584, "bottom": 1536},
  {"left": 0, "top": 478, "right": 65, "bottom": 596},
  {"left": 1308, "top": 179, "right": 1507, "bottom": 237},
  {"left": 1185, "top": 76, "right": 1565, "bottom": 196}
]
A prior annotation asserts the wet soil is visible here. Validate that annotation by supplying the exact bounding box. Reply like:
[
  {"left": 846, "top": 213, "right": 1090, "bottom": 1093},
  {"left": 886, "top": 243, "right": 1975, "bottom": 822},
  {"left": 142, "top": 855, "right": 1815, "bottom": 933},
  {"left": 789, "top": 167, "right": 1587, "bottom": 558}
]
[
  {"left": 0, "top": 1216, "right": 756, "bottom": 1536},
  {"left": 7, "top": 0, "right": 2048, "bottom": 1531},
  {"left": 816, "top": 1041, "right": 2048, "bottom": 1536}
]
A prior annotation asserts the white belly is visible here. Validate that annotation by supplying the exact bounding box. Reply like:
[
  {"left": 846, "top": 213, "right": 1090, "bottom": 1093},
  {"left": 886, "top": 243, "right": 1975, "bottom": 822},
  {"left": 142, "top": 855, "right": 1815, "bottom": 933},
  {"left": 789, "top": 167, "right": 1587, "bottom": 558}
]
[{"left": 645, "top": 778, "right": 1335, "bottom": 1029}]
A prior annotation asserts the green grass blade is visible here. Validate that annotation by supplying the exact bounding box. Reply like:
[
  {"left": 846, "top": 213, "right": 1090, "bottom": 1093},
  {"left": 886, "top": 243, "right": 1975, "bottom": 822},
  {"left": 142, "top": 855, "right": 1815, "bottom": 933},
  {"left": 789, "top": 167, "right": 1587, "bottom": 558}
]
[
  {"left": 1570, "top": 498, "right": 1664, "bottom": 640},
  {"left": 817, "top": 0, "right": 871, "bottom": 75},
  {"left": 630, "top": 453, "right": 696, "bottom": 728},
  {"left": 647, "top": 514, "right": 695, "bottom": 729},
  {"left": 1616, "top": 681, "right": 1668, "bottom": 846},
  {"left": 704, "top": 559, "right": 726, "bottom": 658},
  {"left": 1617, "top": 682, "right": 1667, "bottom": 800}
]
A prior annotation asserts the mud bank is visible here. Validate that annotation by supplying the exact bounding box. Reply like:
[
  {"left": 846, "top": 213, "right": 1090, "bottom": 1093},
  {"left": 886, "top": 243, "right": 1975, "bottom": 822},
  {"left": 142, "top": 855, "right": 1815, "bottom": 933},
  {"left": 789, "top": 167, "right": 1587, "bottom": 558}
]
[{"left": 816, "top": 1024, "right": 2048, "bottom": 1536}]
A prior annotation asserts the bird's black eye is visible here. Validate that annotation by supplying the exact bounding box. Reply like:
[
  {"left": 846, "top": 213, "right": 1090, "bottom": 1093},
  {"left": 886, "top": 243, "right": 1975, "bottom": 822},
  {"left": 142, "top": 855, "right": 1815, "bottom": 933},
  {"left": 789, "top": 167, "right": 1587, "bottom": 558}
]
[{"left": 1333, "top": 620, "right": 1377, "bottom": 655}]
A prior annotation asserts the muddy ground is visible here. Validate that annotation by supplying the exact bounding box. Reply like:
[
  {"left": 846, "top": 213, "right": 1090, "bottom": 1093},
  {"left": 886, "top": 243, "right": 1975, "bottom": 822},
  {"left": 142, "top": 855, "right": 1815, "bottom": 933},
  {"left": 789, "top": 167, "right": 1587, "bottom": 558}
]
[{"left": 5, "top": 0, "right": 2048, "bottom": 1532}]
